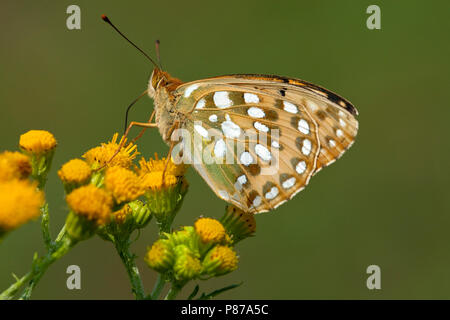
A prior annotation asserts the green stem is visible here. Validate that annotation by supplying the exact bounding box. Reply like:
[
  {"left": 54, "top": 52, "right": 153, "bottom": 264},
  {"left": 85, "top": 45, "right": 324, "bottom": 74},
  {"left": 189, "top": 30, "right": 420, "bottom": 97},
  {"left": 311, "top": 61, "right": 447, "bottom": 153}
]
[
  {"left": 114, "top": 240, "right": 146, "bottom": 300},
  {"left": 41, "top": 203, "right": 52, "bottom": 250},
  {"left": 150, "top": 274, "right": 166, "bottom": 299},
  {"left": 0, "top": 272, "right": 32, "bottom": 300},
  {"left": 19, "top": 234, "right": 75, "bottom": 300},
  {"left": 164, "top": 284, "right": 183, "bottom": 300}
]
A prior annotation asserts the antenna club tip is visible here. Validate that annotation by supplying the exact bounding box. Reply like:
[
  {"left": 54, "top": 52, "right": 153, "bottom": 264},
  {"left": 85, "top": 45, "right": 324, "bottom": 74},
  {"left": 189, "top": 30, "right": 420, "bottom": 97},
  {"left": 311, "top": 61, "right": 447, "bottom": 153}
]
[
  {"left": 101, "top": 14, "right": 110, "bottom": 22},
  {"left": 156, "top": 39, "right": 160, "bottom": 44}
]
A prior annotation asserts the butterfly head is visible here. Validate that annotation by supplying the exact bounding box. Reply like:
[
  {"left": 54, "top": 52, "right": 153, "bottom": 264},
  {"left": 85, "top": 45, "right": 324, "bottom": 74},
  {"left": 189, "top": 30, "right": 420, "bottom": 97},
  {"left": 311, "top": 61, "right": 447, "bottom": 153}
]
[{"left": 148, "top": 68, "right": 183, "bottom": 98}]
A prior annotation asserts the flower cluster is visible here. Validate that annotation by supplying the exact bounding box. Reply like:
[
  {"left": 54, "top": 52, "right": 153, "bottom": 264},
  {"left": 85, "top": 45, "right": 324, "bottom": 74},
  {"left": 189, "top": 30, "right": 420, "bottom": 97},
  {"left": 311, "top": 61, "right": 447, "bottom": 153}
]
[
  {"left": 0, "top": 131, "right": 53, "bottom": 239},
  {"left": 145, "top": 206, "right": 255, "bottom": 287},
  {"left": 1, "top": 130, "right": 256, "bottom": 300},
  {"left": 59, "top": 133, "right": 187, "bottom": 242}
]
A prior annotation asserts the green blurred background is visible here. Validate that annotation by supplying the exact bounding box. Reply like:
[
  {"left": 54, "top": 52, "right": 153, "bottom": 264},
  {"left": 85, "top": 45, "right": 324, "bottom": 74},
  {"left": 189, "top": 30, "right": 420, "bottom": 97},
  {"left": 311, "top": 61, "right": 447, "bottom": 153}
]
[{"left": 1, "top": 0, "right": 449, "bottom": 299}]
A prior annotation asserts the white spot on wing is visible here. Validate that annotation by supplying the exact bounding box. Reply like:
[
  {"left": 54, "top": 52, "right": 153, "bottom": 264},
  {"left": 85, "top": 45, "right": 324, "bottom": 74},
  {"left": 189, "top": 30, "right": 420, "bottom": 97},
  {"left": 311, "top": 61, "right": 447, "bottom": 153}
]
[
  {"left": 302, "top": 139, "right": 312, "bottom": 156},
  {"left": 272, "top": 141, "right": 280, "bottom": 149},
  {"left": 252, "top": 196, "right": 262, "bottom": 207},
  {"left": 283, "top": 101, "right": 298, "bottom": 114},
  {"left": 184, "top": 84, "right": 199, "bottom": 97},
  {"left": 244, "top": 93, "right": 260, "bottom": 103},
  {"left": 218, "top": 190, "right": 229, "bottom": 200},
  {"left": 214, "top": 139, "right": 226, "bottom": 158},
  {"left": 306, "top": 100, "right": 319, "bottom": 111},
  {"left": 298, "top": 119, "right": 310, "bottom": 135},
  {"left": 213, "top": 91, "right": 233, "bottom": 108},
  {"left": 237, "top": 175, "right": 247, "bottom": 185},
  {"left": 336, "top": 129, "right": 343, "bottom": 137},
  {"left": 248, "top": 107, "right": 265, "bottom": 118},
  {"left": 221, "top": 114, "right": 241, "bottom": 138},
  {"left": 254, "top": 121, "right": 269, "bottom": 132},
  {"left": 282, "top": 177, "right": 296, "bottom": 189},
  {"left": 329, "top": 139, "right": 336, "bottom": 147},
  {"left": 240, "top": 152, "right": 253, "bottom": 166},
  {"left": 296, "top": 160, "right": 306, "bottom": 174},
  {"left": 339, "top": 118, "right": 346, "bottom": 127},
  {"left": 196, "top": 98, "right": 206, "bottom": 109},
  {"left": 255, "top": 144, "right": 272, "bottom": 161},
  {"left": 209, "top": 114, "right": 218, "bottom": 122},
  {"left": 265, "top": 186, "right": 279, "bottom": 200}
]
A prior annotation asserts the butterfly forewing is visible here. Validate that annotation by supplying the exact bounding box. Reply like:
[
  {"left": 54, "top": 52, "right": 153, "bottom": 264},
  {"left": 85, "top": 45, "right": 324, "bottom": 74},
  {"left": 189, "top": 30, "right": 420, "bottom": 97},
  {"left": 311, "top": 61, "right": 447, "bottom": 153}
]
[{"left": 173, "top": 80, "right": 326, "bottom": 213}]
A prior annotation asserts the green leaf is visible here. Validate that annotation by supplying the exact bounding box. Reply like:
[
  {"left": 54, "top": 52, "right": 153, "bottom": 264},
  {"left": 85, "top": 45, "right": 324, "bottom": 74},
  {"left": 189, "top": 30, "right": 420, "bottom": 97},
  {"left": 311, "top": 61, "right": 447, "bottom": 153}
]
[
  {"left": 187, "top": 284, "right": 199, "bottom": 300},
  {"left": 198, "top": 282, "right": 243, "bottom": 300}
]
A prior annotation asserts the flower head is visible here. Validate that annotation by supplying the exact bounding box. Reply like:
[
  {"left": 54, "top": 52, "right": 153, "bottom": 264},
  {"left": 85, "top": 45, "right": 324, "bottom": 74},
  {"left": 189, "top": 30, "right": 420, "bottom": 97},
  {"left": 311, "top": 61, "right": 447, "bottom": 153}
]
[
  {"left": 202, "top": 245, "right": 238, "bottom": 276},
  {"left": 0, "top": 151, "right": 31, "bottom": 181},
  {"left": 0, "top": 180, "right": 44, "bottom": 232},
  {"left": 19, "top": 130, "right": 57, "bottom": 154},
  {"left": 58, "top": 159, "right": 91, "bottom": 185},
  {"left": 194, "top": 217, "right": 226, "bottom": 245},
  {"left": 140, "top": 172, "right": 178, "bottom": 190},
  {"left": 83, "top": 133, "right": 138, "bottom": 169},
  {"left": 145, "top": 239, "right": 175, "bottom": 273},
  {"left": 137, "top": 153, "right": 186, "bottom": 177},
  {"left": 104, "top": 166, "right": 144, "bottom": 204},
  {"left": 66, "top": 185, "right": 113, "bottom": 226}
]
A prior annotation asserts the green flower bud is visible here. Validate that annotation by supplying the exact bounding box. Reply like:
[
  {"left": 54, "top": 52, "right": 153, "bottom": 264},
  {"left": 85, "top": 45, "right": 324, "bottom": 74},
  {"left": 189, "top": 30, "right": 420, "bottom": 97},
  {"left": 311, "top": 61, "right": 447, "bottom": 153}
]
[
  {"left": 220, "top": 205, "right": 256, "bottom": 244},
  {"left": 173, "top": 245, "right": 202, "bottom": 284}
]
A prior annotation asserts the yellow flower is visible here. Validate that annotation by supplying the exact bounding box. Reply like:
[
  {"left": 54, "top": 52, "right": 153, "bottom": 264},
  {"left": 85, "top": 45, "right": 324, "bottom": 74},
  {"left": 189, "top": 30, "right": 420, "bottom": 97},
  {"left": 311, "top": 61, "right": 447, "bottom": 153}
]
[
  {"left": 220, "top": 205, "right": 256, "bottom": 244},
  {"left": 66, "top": 185, "right": 113, "bottom": 226},
  {"left": 137, "top": 153, "right": 186, "bottom": 177},
  {"left": 194, "top": 217, "right": 226, "bottom": 244},
  {"left": 0, "top": 151, "right": 31, "bottom": 181},
  {"left": 140, "top": 172, "right": 177, "bottom": 190},
  {"left": 145, "top": 239, "right": 175, "bottom": 273},
  {"left": 83, "top": 133, "right": 138, "bottom": 169},
  {"left": 104, "top": 166, "right": 144, "bottom": 203},
  {"left": 113, "top": 204, "right": 131, "bottom": 224},
  {"left": 19, "top": 130, "right": 57, "bottom": 154},
  {"left": 58, "top": 159, "right": 92, "bottom": 185},
  {"left": 0, "top": 180, "right": 44, "bottom": 232},
  {"left": 202, "top": 245, "right": 238, "bottom": 276}
]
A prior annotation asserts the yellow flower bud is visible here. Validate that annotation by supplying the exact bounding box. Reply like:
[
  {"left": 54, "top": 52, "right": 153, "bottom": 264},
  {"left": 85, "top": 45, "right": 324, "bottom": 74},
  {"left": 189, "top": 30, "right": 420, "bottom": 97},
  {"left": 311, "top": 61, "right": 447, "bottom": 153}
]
[
  {"left": 104, "top": 166, "right": 144, "bottom": 204},
  {"left": 65, "top": 185, "right": 113, "bottom": 240},
  {"left": 58, "top": 159, "right": 92, "bottom": 192},
  {"left": 0, "top": 151, "right": 31, "bottom": 181},
  {"left": 145, "top": 239, "right": 174, "bottom": 273},
  {"left": 202, "top": 245, "right": 238, "bottom": 277},
  {"left": 0, "top": 180, "right": 44, "bottom": 234},
  {"left": 19, "top": 130, "right": 56, "bottom": 154},
  {"left": 194, "top": 217, "right": 226, "bottom": 245}
]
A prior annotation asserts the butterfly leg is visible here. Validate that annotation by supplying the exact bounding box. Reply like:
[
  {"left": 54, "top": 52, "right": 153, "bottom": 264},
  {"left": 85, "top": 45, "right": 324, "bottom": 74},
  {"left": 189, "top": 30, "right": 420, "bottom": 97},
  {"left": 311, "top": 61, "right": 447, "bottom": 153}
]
[
  {"left": 97, "top": 120, "right": 158, "bottom": 170},
  {"left": 129, "top": 110, "right": 156, "bottom": 144}
]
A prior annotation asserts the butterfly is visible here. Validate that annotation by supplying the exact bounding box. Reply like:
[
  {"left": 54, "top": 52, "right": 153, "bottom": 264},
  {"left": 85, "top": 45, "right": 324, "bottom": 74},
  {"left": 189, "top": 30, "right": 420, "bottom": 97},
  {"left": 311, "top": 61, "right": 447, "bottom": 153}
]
[{"left": 102, "top": 15, "right": 359, "bottom": 214}]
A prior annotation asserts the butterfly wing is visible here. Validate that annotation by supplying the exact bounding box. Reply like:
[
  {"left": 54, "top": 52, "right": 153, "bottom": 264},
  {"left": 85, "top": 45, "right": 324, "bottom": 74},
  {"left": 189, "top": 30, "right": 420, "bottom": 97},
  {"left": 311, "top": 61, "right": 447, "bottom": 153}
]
[{"left": 171, "top": 74, "right": 358, "bottom": 213}]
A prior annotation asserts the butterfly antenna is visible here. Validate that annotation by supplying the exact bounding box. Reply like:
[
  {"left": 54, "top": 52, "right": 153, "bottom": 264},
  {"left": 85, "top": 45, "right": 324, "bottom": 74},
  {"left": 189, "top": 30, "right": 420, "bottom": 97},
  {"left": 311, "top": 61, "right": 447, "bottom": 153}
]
[
  {"left": 155, "top": 39, "right": 163, "bottom": 69},
  {"left": 124, "top": 90, "right": 148, "bottom": 133},
  {"left": 101, "top": 14, "right": 159, "bottom": 69}
]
